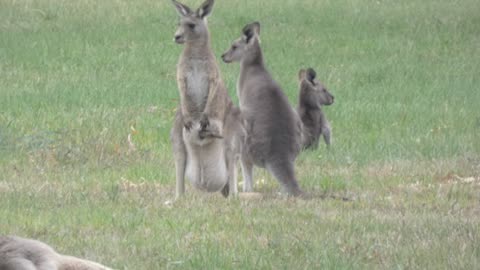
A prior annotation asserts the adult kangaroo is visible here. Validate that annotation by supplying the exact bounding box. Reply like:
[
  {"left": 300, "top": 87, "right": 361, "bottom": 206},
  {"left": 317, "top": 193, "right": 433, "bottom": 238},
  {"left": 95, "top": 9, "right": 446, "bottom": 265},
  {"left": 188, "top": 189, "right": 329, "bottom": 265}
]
[
  {"left": 221, "top": 22, "right": 304, "bottom": 196},
  {"left": 170, "top": 0, "right": 245, "bottom": 198},
  {"left": 297, "top": 68, "right": 334, "bottom": 150},
  {"left": 0, "top": 236, "right": 113, "bottom": 270}
]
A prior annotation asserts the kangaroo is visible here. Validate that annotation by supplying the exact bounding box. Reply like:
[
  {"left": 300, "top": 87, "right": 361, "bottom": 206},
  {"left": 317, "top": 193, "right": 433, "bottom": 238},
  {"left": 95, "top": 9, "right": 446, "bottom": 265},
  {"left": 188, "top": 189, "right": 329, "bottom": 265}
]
[
  {"left": 178, "top": 104, "right": 245, "bottom": 197},
  {"left": 170, "top": 0, "right": 245, "bottom": 198},
  {"left": 221, "top": 22, "right": 304, "bottom": 197},
  {"left": 0, "top": 236, "right": 113, "bottom": 270},
  {"left": 297, "top": 68, "right": 334, "bottom": 150}
]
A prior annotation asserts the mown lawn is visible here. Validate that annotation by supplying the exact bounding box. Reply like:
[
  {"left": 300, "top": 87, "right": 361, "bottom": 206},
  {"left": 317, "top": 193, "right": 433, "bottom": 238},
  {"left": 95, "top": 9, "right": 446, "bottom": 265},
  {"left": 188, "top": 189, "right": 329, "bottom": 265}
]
[{"left": 1, "top": 0, "right": 479, "bottom": 269}]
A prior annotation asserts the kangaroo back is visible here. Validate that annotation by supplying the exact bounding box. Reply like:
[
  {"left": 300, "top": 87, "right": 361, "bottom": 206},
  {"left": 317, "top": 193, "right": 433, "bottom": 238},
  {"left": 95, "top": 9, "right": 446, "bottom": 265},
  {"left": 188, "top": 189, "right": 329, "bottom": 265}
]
[
  {"left": 0, "top": 236, "right": 113, "bottom": 270},
  {"left": 58, "top": 255, "right": 113, "bottom": 270}
]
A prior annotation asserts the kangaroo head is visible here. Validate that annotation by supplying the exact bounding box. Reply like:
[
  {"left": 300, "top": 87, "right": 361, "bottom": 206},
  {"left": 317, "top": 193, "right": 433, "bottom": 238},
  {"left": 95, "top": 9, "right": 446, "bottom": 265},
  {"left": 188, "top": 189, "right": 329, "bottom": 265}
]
[
  {"left": 221, "top": 21, "right": 261, "bottom": 63},
  {"left": 299, "top": 68, "right": 334, "bottom": 107},
  {"left": 171, "top": 0, "right": 215, "bottom": 44}
]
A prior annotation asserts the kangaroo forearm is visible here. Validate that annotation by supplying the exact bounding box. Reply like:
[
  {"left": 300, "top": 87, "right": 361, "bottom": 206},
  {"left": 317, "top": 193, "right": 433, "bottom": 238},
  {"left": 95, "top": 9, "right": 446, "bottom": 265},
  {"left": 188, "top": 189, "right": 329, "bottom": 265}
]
[
  {"left": 178, "top": 78, "right": 196, "bottom": 119},
  {"left": 204, "top": 86, "right": 229, "bottom": 122},
  {"left": 203, "top": 88, "right": 216, "bottom": 115},
  {"left": 204, "top": 96, "right": 223, "bottom": 119}
]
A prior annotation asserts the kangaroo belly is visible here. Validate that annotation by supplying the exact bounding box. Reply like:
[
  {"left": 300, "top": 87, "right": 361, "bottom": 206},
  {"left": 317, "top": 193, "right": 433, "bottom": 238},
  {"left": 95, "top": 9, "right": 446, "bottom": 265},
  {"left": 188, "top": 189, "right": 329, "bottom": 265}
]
[{"left": 184, "top": 140, "right": 227, "bottom": 192}]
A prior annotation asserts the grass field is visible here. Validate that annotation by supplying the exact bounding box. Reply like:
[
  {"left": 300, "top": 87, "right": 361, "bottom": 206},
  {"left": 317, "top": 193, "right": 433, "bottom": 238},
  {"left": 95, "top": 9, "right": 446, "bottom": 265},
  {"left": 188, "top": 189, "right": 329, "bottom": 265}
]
[{"left": 1, "top": 0, "right": 479, "bottom": 269}]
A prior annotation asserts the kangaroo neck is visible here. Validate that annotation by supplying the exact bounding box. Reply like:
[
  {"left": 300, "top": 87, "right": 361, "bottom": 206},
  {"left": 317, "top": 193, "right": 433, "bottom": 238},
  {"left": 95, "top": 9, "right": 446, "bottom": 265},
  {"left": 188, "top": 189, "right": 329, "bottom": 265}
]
[
  {"left": 299, "top": 94, "right": 319, "bottom": 110},
  {"left": 240, "top": 41, "right": 266, "bottom": 71},
  {"left": 183, "top": 37, "right": 214, "bottom": 60},
  {"left": 238, "top": 42, "right": 268, "bottom": 94}
]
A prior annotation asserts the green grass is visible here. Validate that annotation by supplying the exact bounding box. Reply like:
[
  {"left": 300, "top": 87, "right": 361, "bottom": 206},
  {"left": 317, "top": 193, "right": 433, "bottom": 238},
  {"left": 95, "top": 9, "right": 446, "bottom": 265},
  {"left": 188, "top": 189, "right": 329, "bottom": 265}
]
[{"left": 1, "top": 0, "right": 479, "bottom": 269}]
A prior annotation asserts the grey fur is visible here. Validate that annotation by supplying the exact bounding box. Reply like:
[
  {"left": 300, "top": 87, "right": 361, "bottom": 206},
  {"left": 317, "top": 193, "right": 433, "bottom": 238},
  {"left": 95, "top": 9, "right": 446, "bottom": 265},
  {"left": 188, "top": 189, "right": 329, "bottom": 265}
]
[
  {"left": 221, "top": 22, "right": 304, "bottom": 196},
  {"left": 0, "top": 236, "right": 112, "bottom": 270},
  {"left": 297, "top": 68, "right": 334, "bottom": 150},
  {"left": 170, "top": 0, "right": 245, "bottom": 199}
]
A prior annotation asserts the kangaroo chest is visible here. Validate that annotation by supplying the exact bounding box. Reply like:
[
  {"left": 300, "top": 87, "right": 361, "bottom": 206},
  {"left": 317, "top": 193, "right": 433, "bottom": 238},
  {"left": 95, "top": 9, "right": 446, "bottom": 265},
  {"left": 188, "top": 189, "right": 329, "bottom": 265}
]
[{"left": 181, "top": 61, "right": 210, "bottom": 111}]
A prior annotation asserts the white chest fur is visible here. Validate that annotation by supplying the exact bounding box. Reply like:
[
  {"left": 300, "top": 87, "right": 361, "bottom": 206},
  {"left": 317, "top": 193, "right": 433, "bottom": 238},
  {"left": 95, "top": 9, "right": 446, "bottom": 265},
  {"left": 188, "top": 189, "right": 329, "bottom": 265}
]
[{"left": 184, "top": 61, "right": 210, "bottom": 108}]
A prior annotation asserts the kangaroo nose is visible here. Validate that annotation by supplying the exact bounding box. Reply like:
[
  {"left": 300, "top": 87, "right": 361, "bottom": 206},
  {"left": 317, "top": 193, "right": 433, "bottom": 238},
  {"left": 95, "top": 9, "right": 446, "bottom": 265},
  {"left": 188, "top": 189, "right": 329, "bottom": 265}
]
[
  {"left": 221, "top": 53, "right": 230, "bottom": 63},
  {"left": 174, "top": 35, "right": 184, "bottom": 44}
]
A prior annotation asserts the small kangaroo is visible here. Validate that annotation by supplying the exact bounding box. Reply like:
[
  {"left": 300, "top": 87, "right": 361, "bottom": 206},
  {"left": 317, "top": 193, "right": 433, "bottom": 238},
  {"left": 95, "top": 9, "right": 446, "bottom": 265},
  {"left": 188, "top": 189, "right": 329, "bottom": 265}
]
[
  {"left": 221, "top": 22, "right": 304, "bottom": 196},
  {"left": 0, "top": 236, "right": 113, "bottom": 270},
  {"left": 170, "top": 0, "right": 245, "bottom": 198},
  {"left": 297, "top": 68, "right": 334, "bottom": 150}
]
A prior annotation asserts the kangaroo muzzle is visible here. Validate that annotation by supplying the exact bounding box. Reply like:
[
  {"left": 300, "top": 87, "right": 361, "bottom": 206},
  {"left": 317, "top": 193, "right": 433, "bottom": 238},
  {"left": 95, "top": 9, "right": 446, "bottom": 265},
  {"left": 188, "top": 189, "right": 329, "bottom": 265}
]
[
  {"left": 174, "top": 29, "right": 185, "bottom": 44},
  {"left": 221, "top": 53, "right": 231, "bottom": 63}
]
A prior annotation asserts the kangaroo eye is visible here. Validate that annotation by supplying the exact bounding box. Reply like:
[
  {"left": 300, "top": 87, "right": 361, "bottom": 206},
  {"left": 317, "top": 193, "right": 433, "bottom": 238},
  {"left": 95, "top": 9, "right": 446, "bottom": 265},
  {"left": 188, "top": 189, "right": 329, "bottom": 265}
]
[
  {"left": 232, "top": 45, "right": 237, "bottom": 50},
  {"left": 187, "top": 23, "right": 195, "bottom": 29}
]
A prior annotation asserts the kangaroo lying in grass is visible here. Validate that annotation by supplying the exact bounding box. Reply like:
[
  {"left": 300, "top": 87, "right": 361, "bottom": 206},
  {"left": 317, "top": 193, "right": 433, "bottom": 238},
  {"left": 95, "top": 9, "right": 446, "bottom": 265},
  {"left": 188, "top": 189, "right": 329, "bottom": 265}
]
[
  {"left": 170, "top": 0, "right": 245, "bottom": 198},
  {"left": 297, "top": 68, "right": 334, "bottom": 150},
  {"left": 221, "top": 22, "right": 304, "bottom": 196},
  {"left": 0, "top": 236, "right": 113, "bottom": 270}
]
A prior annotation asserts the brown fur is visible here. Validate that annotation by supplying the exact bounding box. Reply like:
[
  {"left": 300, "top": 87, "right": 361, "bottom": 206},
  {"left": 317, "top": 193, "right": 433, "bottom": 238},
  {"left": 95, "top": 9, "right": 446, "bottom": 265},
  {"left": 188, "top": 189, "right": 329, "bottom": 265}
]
[
  {"left": 170, "top": 0, "right": 245, "bottom": 198},
  {"left": 0, "top": 236, "right": 112, "bottom": 270}
]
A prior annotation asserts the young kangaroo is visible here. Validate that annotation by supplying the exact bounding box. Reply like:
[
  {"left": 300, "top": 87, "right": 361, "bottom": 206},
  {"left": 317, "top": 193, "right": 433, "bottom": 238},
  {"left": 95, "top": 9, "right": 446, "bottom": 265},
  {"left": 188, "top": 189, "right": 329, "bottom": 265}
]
[
  {"left": 0, "top": 236, "right": 113, "bottom": 270},
  {"left": 221, "top": 22, "right": 304, "bottom": 197},
  {"left": 170, "top": 0, "right": 245, "bottom": 198},
  {"left": 297, "top": 68, "right": 334, "bottom": 150}
]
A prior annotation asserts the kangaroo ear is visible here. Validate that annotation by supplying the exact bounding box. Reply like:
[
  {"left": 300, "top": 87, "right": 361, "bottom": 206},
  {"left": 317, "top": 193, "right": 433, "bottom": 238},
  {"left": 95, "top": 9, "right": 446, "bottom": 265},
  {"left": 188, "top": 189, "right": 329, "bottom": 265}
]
[
  {"left": 172, "top": 0, "right": 192, "bottom": 16},
  {"left": 242, "top": 21, "right": 261, "bottom": 43},
  {"left": 298, "top": 69, "right": 307, "bottom": 81},
  {"left": 306, "top": 68, "right": 316, "bottom": 83},
  {"left": 196, "top": 0, "right": 214, "bottom": 18}
]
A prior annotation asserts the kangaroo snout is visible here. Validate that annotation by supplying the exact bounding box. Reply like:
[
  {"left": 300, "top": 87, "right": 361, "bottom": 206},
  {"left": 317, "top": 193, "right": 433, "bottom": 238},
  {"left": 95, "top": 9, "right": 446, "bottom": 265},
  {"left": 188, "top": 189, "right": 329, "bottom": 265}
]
[
  {"left": 221, "top": 53, "right": 230, "bottom": 63},
  {"left": 174, "top": 34, "right": 185, "bottom": 44},
  {"left": 324, "top": 95, "right": 334, "bottom": 106}
]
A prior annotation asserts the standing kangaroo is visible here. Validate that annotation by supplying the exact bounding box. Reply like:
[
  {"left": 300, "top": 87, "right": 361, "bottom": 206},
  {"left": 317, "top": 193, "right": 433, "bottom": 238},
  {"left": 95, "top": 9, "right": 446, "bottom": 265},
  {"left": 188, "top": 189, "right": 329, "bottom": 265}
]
[
  {"left": 170, "top": 0, "right": 245, "bottom": 198},
  {"left": 221, "top": 22, "right": 304, "bottom": 196},
  {"left": 0, "top": 236, "right": 113, "bottom": 270},
  {"left": 297, "top": 68, "right": 334, "bottom": 150}
]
